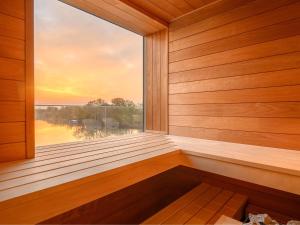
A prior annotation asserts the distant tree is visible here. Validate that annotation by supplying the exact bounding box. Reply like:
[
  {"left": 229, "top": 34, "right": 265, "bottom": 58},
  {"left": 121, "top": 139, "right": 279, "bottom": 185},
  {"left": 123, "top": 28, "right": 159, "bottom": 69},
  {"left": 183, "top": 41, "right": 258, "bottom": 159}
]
[
  {"left": 111, "top": 98, "right": 126, "bottom": 106},
  {"left": 87, "top": 98, "right": 107, "bottom": 106}
]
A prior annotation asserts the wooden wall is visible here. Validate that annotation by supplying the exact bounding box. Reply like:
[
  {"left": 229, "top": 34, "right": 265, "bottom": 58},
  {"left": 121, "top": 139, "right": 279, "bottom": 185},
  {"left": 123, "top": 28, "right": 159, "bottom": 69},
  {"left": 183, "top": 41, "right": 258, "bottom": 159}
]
[
  {"left": 168, "top": 0, "right": 300, "bottom": 150},
  {"left": 0, "top": 0, "right": 34, "bottom": 162},
  {"left": 145, "top": 29, "right": 168, "bottom": 133}
]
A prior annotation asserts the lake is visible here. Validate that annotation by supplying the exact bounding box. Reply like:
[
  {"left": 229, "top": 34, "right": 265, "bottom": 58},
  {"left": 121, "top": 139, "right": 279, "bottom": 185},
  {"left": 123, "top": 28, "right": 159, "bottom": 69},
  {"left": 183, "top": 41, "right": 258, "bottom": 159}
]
[{"left": 35, "top": 120, "right": 141, "bottom": 147}]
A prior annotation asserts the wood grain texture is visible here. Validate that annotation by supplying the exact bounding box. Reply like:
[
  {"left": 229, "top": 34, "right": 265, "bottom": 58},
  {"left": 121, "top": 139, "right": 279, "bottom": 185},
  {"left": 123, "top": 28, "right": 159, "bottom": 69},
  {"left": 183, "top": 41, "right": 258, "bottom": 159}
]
[
  {"left": 0, "top": 0, "right": 27, "bottom": 161},
  {"left": 61, "top": 0, "right": 167, "bottom": 35},
  {"left": 168, "top": 1, "right": 300, "bottom": 150},
  {"left": 145, "top": 29, "right": 168, "bottom": 132}
]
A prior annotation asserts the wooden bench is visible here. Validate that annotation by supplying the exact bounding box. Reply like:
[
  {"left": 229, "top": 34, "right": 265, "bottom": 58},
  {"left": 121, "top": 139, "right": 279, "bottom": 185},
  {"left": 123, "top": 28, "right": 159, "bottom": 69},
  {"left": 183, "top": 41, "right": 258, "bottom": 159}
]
[{"left": 142, "top": 183, "right": 248, "bottom": 225}]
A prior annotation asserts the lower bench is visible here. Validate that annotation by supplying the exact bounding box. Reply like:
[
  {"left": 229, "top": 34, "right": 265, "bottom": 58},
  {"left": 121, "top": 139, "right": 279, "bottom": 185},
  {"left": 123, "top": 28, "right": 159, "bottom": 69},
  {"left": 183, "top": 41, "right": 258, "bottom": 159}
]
[{"left": 142, "top": 183, "right": 248, "bottom": 225}]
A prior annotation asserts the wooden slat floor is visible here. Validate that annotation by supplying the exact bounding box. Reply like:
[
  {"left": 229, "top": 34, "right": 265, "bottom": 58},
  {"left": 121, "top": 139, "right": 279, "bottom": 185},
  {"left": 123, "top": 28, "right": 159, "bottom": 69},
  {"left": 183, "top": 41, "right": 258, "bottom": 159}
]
[
  {"left": 0, "top": 133, "right": 177, "bottom": 202},
  {"left": 142, "top": 183, "right": 248, "bottom": 224}
]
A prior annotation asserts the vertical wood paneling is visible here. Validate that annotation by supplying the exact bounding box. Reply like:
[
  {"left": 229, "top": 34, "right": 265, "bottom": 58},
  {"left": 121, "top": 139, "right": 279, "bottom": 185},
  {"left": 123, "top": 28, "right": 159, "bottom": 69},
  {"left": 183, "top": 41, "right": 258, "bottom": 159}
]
[
  {"left": 145, "top": 29, "right": 168, "bottom": 133},
  {"left": 168, "top": 0, "right": 300, "bottom": 150},
  {"left": 0, "top": 0, "right": 32, "bottom": 162}
]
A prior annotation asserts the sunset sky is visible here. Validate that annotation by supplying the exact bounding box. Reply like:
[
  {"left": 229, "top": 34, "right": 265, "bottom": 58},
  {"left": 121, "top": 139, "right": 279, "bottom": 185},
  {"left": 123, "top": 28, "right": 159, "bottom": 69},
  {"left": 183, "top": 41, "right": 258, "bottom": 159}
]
[{"left": 34, "top": 0, "right": 143, "bottom": 105}]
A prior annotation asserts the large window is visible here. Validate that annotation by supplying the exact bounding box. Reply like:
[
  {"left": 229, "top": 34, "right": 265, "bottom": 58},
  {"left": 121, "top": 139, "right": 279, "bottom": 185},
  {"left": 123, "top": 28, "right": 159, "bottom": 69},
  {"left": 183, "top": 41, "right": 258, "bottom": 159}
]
[{"left": 34, "top": 0, "right": 144, "bottom": 146}]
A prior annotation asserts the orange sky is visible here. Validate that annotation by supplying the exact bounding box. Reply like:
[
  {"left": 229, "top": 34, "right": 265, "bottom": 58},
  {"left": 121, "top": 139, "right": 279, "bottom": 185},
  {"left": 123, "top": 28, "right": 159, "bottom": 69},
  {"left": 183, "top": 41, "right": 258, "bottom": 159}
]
[{"left": 34, "top": 0, "right": 143, "bottom": 105}]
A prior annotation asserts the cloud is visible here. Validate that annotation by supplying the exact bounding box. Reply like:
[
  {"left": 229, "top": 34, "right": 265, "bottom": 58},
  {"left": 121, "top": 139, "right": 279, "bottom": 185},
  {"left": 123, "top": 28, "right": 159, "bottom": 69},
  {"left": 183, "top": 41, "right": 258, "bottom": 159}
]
[{"left": 34, "top": 0, "right": 143, "bottom": 105}]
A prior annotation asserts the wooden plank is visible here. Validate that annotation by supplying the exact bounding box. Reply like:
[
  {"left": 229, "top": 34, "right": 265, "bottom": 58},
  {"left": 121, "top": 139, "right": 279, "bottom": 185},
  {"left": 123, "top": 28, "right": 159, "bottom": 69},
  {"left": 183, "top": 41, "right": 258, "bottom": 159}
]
[
  {"left": 166, "top": 0, "right": 194, "bottom": 14},
  {"left": 142, "top": 183, "right": 211, "bottom": 224},
  {"left": 215, "top": 215, "right": 242, "bottom": 225},
  {"left": 160, "top": 29, "right": 168, "bottom": 132},
  {"left": 170, "top": 0, "right": 298, "bottom": 41},
  {"left": 0, "top": 142, "right": 26, "bottom": 163},
  {"left": 170, "top": 85, "right": 300, "bottom": 104},
  {"left": 170, "top": 2, "right": 300, "bottom": 51},
  {"left": 169, "top": 68, "right": 300, "bottom": 94},
  {"left": 170, "top": 18, "right": 300, "bottom": 62},
  {"left": 169, "top": 126, "right": 300, "bottom": 150},
  {"left": 146, "top": 35, "right": 153, "bottom": 130},
  {"left": 0, "top": 13, "right": 24, "bottom": 40},
  {"left": 0, "top": 122, "right": 25, "bottom": 144},
  {"left": 163, "top": 186, "right": 222, "bottom": 224},
  {"left": 186, "top": 190, "right": 234, "bottom": 224},
  {"left": 169, "top": 116, "right": 300, "bottom": 135},
  {"left": 25, "top": 0, "right": 34, "bottom": 159},
  {"left": 184, "top": 0, "right": 217, "bottom": 10},
  {"left": 0, "top": 57, "right": 24, "bottom": 81},
  {"left": 0, "top": 101, "right": 25, "bottom": 122},
  {"left": 170, "top": 36, "right": 300, "bottom": 73},
  {"left": 170, "top": 0, "right": 250, "bottom": 31},
  {"left": 208, "top": 193, "right": 248, "bottom": 222},
  {"left": 169, "top": 102, "right": 300, "bottom": 118},
  {"left": 169, "top": 52, "right": 300, "bottom": 83},
  {"left": 0, "top": 0, "right": 24, "bottom": 19},
  {"left": 0, "top": 35, "right": 24, "bottom": 60},
  {"left": 0, "top": 139, "right": 173, "bottom": 181},
  {"left": 152, "top": 31, "right": 161, "bottom": 131},
  {"left": 0, "top": 79, "right": 25, "bottom": 101}
]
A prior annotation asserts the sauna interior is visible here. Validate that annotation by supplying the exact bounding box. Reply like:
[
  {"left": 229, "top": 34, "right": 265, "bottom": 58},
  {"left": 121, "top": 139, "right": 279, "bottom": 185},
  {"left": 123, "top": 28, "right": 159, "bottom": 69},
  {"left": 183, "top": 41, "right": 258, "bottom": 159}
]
[{"left": 0, "top": 0, "right": 299, "bottom": 224}]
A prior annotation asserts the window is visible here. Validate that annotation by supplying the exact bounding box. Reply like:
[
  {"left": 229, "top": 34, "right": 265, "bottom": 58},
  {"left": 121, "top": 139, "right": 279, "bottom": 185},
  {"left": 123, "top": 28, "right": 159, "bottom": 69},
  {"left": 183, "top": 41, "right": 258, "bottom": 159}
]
[{"left": 34, "top": 0, "right": 144, "bottom": 146}]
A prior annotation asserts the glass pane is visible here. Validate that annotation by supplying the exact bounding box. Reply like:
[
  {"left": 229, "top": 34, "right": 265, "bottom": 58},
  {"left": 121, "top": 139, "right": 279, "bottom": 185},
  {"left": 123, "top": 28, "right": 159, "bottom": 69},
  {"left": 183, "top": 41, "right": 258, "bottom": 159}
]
[{"left": 34, "top": 0, "right": 144, "bottom": 146}]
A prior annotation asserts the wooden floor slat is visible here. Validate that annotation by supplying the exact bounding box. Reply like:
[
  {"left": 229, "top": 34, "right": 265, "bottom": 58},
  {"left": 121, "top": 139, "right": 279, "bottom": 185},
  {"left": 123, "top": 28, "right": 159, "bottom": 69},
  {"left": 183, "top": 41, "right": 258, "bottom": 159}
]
[
  {"left": 163, "top": 186, "right": 222, "bottom": 224},
  {"left": 142, "top": 183, "right": 211, "bottom": 224}
]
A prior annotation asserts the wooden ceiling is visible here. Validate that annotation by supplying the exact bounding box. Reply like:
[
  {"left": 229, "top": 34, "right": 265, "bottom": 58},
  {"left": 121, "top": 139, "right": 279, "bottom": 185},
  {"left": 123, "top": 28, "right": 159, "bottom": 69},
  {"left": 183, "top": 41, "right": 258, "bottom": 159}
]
[{"left": 61, "top": 0, "right": 216, "bottom": 35}]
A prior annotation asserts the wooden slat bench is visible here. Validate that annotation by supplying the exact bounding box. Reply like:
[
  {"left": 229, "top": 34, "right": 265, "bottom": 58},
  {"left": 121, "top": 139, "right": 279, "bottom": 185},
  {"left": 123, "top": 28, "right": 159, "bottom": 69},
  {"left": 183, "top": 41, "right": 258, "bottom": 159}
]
[{"left": 142, "top": 183, "right": 248, "bottom": 225}]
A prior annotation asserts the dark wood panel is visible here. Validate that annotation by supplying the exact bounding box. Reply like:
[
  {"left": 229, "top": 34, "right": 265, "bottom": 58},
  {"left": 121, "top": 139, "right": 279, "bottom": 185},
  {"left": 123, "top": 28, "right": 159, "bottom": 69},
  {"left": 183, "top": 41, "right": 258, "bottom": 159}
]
[
  {"left": 169, "top": 116, "right": 300, "bottom": 134},
  {"left": 0, "top": 122, "right": 25, "bottom": 144},
  {"left": 169, "top": 126, "right": 300, "bottom": 150},
  {"left": 169, "top": 68, "right": 300, "bottom": 94},
  {"left": 0, "top": 102, "right": 25, "bottom": 122},
  {"left": 0, "top": 0, "right": 24, "bottom": 19},
  {"left": 0, "top": 57, "right": 24, "bottom": 80},
  {"left": 170, "top": 0, "right": 298, "bottom": 41},
  {"left": 40, "top": 166, "right": 203, "bottom": 224},
  {"left": 0, "top": 13, "right": 24, "bottom": 40},
  {"left": 0, "top": 35, "right": 24, "bottom": 60},
  {"left": 0, "top": 79, "right": 25, "bottom": 101},
  {"left": 169, "top": 102, "right": 300, "bottom": 118},
  {"left": 170, "top": 36, "right": 300, "bottom": 73},
  {"left": 170, "top": 2, "right": 300, "bottom": 51},
  {"left": 169, "top": 85, "right": 300, "bottom": 104},
  {"left": 0, "top": 142, "right": 26, "bottom": 163},
  {"left": 169, "top": 52, "right": 300, "bottom": 83},
  {"left": 170, "top": 18, "right": 300, "bottom": 62}
]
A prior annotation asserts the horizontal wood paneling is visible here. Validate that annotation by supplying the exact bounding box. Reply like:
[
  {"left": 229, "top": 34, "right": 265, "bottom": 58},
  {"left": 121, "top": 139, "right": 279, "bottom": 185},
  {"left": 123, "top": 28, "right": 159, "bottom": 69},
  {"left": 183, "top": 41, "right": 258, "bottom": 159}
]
[
  {"left": 0, "top": 142, "right": 26, "bottom": 163},
  {"left": 169, "top": 126, "right": 300, "bottom": 150},
  {"left": 0, "top": 0, "right": 28, "bottom": 161},
  {"left": 0, "top": 79, "right": 25, "bottom": 101},
  {"left": 169, "top": 52, "right": 300, "bottom": 83},
  {"left": 0, "top": 35, "right": 24, "bottom": 60},
  {"left": 0, "top": 57, "right": 24, "bottom": 81},
  {"left": 170, "top": 86, "right": 300, "bottom": 104},
  {"left": 168, "top": 1, "right": 300, "bottom": 150},
  {"left": 0, "top": 102, "right": 25, "bottom": 122},
  {"left": 169, "top": 103, "right": 300, "bottom": 118},
  {"left": 170, "top": 68, "right": 300, "bottom": 94},
  {"left": 0, "top": 13, "right": 24, "bottom": 40},
  {"left": 145, "top": 29, "right": 168, "bottom": 132},
  {"left": 0, "top": 0, "right": 24, "bottom": 19},
  {"left": 170, "top": 1, "right": 300, "bottom": 51},
  {"left": 0, "top": 122, "right": 25, "bottom": 144}
]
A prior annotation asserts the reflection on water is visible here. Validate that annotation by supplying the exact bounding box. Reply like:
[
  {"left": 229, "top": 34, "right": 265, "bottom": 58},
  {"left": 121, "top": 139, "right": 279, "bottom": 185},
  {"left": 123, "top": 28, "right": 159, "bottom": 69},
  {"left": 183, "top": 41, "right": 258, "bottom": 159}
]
[{"left": 35, "top": 120, "right": 141, "bottom": 147}]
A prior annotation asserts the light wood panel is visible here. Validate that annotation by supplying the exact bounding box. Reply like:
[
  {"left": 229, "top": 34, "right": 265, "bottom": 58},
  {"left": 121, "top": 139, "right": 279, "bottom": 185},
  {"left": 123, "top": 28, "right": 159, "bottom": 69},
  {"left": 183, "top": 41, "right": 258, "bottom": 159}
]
[
  {"left": 168, "top": 0, "right": 300, "bottom": 150},
  {"left": 61, "top": 0, "right": 167, "bottom": 35},
  {"left": 145, "top": 29, "right": 168, "bottom": 132},
  {"left": 0, "top": 0, "right": 32, "bottom": 162}
]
